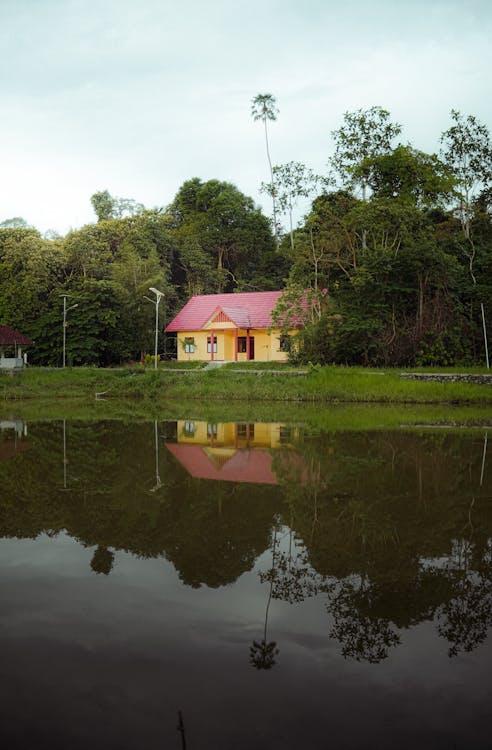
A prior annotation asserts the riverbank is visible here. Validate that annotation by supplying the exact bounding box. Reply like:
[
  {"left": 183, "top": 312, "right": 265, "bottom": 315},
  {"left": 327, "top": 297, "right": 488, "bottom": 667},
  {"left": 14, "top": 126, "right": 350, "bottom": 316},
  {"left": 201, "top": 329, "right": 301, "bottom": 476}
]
[
  {"left": 1, "top": 364, "right": 491, "bottom": 406},
  {"left": 1, "top": 398, "right": 490, "bottom": 434}
]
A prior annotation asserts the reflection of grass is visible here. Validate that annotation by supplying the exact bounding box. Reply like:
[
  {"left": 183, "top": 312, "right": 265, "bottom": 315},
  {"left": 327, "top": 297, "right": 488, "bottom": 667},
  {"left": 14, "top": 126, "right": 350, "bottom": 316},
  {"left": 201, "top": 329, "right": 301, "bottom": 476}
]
[
  {"left": 1, "top": 397, "right": 492, "bottom": 432},
  {"left": 1, "top": 365, "right": 492, "bottom": 407}
]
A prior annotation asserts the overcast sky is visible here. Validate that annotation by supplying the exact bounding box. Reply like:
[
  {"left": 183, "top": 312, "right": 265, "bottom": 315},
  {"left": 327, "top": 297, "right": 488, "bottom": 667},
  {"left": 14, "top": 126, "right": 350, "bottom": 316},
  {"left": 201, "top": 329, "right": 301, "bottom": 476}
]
[{"left": 1, "top": 0, "right": 491, "bottom": 234}]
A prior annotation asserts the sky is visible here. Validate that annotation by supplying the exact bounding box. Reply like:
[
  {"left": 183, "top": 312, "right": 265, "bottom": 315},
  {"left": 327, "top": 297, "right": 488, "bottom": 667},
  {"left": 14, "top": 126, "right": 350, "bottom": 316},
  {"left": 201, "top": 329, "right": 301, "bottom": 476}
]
[{"left": 0, "top": 0, "right": 491, "bottom": 235}]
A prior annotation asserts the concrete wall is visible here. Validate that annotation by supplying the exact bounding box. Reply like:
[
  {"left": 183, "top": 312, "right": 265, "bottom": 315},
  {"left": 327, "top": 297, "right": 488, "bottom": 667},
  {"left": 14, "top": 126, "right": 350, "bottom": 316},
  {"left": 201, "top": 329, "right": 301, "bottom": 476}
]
[{"left": 0, "top": 357, "right": 24, "bottom": 370}]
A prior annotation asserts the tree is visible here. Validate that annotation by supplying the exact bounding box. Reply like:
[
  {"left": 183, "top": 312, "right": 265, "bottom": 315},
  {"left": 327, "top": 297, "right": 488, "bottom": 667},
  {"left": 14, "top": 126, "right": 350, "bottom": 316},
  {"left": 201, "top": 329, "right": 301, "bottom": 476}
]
[
  {"left": 90, "top": 190, "right": 116, "bottom": 222},
  {"left": 0, "top": 227, "right": 66, "bottom": 362},
  {"left": 441, "top": 111, "right": 492, "bottom": 365},
  {"left": 330, "top": 106, "right": 402, "bottom": 201},
  {"left": 90, "top": 190, "right": 145, "bottom": 222},
  {"left": 440, "top": 110, "right": 492, "bottom": 248},
  {"left": 63, "top": 221, "right": 126, "bottom": 279},
  {"left": 170, "top": 178, "right": 275, "bottom": 294},
  {"left": 330, "top": 106, "right": 402, "bottom": 254},
  {"left": 251, "top": 92, "right": 280, "bottom": 246},
  {"left": 111, "top": 244, "right": 170, "bottom": 360},
  {"left": 57, "top": 278, "right": 121, "bottom": 366},
  {"left": 296, "top": 191, "right": 360, "bottom": 282},
  {"left": 0, "top": 217, "right": 31, "bottom": 228},
  {"left": 355, "top": 144, "right": 454, "bottom": 209},
  {"left": 261, "top": 161, "right": 321, "bottom": 250}
]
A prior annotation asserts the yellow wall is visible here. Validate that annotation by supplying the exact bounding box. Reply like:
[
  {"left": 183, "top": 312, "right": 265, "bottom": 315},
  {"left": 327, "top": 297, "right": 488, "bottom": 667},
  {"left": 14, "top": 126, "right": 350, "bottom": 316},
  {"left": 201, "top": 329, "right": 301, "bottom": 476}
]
[
  {"left": 176, "top": 420, "right": 297, "bottom": 448},
  {"left": 176, "top": 328, "right": 291, "bottom": 362},
  {"left": 177, "top": 330, "right": 218, "bottom": 362}
]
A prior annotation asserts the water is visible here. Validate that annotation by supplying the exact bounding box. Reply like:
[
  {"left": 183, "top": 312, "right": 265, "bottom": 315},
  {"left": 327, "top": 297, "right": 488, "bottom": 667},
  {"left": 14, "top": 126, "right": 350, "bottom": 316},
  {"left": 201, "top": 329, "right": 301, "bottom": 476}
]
[{"left": 0, "top": 417, "right": 491, "bottom": 749}]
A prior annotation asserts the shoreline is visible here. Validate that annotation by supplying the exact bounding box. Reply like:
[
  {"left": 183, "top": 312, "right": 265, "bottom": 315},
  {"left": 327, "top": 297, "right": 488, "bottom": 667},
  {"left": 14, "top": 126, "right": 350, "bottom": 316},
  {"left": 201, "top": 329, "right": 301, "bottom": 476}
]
[{"left": 1, "top": 365, "right": 492, "bottom": 405}]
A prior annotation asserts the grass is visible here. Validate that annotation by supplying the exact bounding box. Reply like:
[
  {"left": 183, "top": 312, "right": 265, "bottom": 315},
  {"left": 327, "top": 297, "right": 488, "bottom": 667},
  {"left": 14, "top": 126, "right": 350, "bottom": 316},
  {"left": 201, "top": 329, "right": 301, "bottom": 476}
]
[
  {"left": 1, "top": 397, "right": 490, "bottom": 433},
  {"left": 1, "top": 364, "right": 491, "bottom": 407}
]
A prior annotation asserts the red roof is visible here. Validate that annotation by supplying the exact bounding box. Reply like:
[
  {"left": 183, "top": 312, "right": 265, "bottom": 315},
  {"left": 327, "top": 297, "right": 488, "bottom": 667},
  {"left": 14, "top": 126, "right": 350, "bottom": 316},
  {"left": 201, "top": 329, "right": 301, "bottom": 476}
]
[
  {"left": 0, "top": 326, "right": 33, "bottom": 345},
  {"left": 165, "top": 291, "right": 284, "bottom": 332},
  {"left": 165, "top": 443, "right": 278, "bottom": 484},
  {"left": 0, "top": 441, "right": 31, "bottom": 461}
]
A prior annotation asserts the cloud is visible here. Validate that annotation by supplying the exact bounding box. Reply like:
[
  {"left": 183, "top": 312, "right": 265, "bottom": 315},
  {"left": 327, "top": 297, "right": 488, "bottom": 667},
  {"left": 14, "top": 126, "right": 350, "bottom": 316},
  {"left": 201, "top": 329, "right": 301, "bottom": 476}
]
[{"left": 0, "top": 0, "right": 491, "bottom": 232}]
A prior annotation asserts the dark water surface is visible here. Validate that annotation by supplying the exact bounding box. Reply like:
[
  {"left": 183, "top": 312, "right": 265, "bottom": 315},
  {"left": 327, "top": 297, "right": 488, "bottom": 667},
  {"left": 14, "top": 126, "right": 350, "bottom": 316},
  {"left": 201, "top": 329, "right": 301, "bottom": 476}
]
[{"left": 0, "top": 417, "right": 491, "bottom": 749}]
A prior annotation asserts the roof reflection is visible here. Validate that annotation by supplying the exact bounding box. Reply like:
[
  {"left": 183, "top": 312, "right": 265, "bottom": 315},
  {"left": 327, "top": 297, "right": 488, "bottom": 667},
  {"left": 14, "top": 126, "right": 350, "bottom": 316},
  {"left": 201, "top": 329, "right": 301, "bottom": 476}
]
[{"left": 165, "top": 420, "right": 297, "bottom": 485}]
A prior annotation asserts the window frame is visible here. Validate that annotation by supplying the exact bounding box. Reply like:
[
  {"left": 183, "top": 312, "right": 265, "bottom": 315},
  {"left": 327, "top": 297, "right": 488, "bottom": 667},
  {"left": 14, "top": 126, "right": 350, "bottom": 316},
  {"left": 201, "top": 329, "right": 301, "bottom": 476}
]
[
  {"left": 207, "top": 336, "right": 218, "bottom": 354},
  {"left": 184, "top": 337, "right": 195, "bottom": 354},
  {"left": 279, "top": 335, "right": 290, "bottom": 352},
  {"left": 237, "top": 336, "right": 247, "bottom": 353}
]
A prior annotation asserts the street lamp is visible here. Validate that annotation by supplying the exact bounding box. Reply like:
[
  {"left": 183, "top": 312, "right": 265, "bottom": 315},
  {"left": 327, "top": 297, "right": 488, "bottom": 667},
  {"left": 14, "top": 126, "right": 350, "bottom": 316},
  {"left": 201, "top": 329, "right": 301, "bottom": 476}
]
[
  {"left": 143, "top": 287, "right": 164, "bottom": 370},
  {"left": 61, "top": 294, "right": 78, "bottom": 368}
]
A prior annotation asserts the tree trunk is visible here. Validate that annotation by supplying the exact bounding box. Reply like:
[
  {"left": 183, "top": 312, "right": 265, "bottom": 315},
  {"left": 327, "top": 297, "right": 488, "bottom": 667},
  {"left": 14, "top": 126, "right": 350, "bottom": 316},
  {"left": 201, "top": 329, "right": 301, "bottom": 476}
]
[{"left": 263, "top": 118, "right": 279, "bottom": 248}]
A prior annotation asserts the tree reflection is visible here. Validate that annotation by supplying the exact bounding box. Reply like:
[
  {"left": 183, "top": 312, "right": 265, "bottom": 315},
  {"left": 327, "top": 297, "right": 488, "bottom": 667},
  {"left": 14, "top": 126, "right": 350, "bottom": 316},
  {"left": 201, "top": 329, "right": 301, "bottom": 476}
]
[
  {"left": 249, "top": 638, "right": 279, "bottom": 670},
  {"left": 260, "top": 534, "right": 322, "bottom": 605},
  {"left": 2, "top": 420, "right": 492, "bottom": 662},
  {"left": 90, "top": 545, "right": 115, "bottom": 575},
  {"left": 324, "top": 576, "right": 400, "bottom": 663},
  {"left": 436, "top": 539, "right": 492, "bottom": 657},
  {"left": 251, "top": 525, "right": 280, "bottom": 670}
]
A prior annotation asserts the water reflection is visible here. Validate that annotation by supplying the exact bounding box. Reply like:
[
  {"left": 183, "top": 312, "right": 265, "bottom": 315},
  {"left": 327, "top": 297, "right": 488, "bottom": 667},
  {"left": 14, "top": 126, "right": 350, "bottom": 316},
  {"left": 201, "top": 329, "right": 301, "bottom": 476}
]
[
  {"left": 0, "top": 418, "right": 30, "bottom": 460},
  {"left": 166, "top": 420, "right": 298, "bottom": 485},
  {"left": 0, "top": 418, "right": 491, "bottom": 666},
  {"left": 251, "top": 524, "right": 281, "bottom": 670},
  {"left": 90, "top": 545, "right": 115, "bottom": 575},
  {"left": 1, "top": 416, "right": 492, "bottom": 747}
]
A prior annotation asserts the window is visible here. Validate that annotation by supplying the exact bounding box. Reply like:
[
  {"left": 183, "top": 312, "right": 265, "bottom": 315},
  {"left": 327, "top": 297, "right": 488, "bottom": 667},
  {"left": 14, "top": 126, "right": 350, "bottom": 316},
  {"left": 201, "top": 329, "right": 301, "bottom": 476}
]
[
  {"left": 183, "top": 421, "right": 195, "bottom": 436},
  {"left": 237, "top": 423, "right": 255, "bottom": 440},
  {"left": 279, "top": 335, "right": 290, "bottom": 352},
  {"left": 207, "top": 423, "right": 218, "bottom": 437},
  {"left": 279, "top": 426, "right": 292, "bottom": 444},
  {"left": 237, "top": 336, "right": 247, "bottom": 353},
  {"left": 207, "top": 336, "right": 217, "bottom": 354},
  {"left": 184, "top": 337, "right": 195, "bottom": 353}
]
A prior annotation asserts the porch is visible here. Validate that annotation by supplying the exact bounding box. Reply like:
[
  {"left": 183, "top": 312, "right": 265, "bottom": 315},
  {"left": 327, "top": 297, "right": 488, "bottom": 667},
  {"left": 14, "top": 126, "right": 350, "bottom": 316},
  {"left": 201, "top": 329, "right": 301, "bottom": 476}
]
[
  {"left": 206, "top": 328, "right": 256, "bottom": 362},
  {"left": 0, "top": 327, "right": 32, "bottom": 371}
]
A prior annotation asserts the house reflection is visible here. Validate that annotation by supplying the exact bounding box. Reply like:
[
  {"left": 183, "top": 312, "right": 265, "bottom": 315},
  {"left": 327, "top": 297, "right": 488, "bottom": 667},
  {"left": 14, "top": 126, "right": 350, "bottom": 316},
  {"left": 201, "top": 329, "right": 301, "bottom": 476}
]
[
  {"left": 165, "top": 421, "right": 297, "bottom": 485},
  {"left": 0, "top": 419, "right": 30, "bottom": 461}
]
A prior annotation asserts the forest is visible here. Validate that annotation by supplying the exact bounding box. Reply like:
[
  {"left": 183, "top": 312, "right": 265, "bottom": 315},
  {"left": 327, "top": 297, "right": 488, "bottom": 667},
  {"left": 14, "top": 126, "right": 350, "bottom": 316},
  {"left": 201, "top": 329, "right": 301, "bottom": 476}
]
[{"left": 0, "top": 102, "right": 491, "bottom": 367}]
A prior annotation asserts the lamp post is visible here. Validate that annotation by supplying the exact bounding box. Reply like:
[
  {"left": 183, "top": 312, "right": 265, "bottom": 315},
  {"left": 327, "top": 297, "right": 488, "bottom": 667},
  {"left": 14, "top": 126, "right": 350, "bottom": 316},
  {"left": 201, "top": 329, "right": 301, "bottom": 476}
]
[
  {"left": 148, "top": 420, "right": 162, "bottom": 493},
  {"left": 143, "top": 287, "right": 164, "bottom": 370},
  {"left": 61, "top": 294, "right": 78, "bottom": 368}
]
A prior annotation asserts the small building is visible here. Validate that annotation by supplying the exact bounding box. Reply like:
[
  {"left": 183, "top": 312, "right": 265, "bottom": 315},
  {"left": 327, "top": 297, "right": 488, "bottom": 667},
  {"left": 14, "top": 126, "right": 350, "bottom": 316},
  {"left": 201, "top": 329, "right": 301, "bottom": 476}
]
[
  {"left": 0, "top": 326, "right": 33, "bottom": 370},
  {"left": 165, "top": 420, "right": 298, "bottom": 485},
  {"left": 164, "top": 290, "right": 294, "bottom": 362},
  {"left": 0, "top": 419, "right": 30, "bottom": 460}
]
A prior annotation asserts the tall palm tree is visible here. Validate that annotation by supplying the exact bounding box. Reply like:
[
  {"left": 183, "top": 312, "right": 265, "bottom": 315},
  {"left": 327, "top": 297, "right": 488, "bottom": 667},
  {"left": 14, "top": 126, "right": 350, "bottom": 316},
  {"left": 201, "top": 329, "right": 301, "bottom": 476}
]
[{"left": 251, "top": 92, "right": 280, "bottom": 247}]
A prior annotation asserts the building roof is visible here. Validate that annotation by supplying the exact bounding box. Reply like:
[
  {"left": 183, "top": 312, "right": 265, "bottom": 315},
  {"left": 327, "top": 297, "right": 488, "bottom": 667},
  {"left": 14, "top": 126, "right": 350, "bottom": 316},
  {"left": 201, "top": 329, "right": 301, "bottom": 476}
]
[
  {"left": 165, "top": 291, "right": 284, "bottom": 332},
  {"left": 0, "top": 441, "right": 31, "bottom": 462},
  {"left": 165, "top": 443, "right": 278, "bottom": 484},
  {"left": 0, "top": 326, "right": 33, "bottom": 346}
]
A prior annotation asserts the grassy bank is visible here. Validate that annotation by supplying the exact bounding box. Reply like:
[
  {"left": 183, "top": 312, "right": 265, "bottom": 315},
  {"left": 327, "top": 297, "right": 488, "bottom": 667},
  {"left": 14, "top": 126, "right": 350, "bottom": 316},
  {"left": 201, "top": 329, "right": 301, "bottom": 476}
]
[
  {"left": 1, "top": 397, "right": 491, "bottom": 432},
  {"left": 1, "top": 364, "right": 492, "bottom": 407}
]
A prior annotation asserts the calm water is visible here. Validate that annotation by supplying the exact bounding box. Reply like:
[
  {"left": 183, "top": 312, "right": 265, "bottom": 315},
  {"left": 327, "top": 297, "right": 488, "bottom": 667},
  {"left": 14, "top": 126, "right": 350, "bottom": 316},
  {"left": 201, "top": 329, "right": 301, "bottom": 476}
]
[{"left": 0, "top": 417, "right": 491, "bottom": 749}]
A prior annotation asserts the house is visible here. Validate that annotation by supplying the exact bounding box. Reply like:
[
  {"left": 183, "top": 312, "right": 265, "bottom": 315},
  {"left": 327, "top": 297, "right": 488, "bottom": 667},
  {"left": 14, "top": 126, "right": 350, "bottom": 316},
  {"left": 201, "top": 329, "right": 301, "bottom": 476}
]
[
  {"left": 0, "top": 420, "right": 30, "bottom": 461},
  {"left": 164, "top": 290, "right": 294, "bottom": 362},
  {"left": 165, "top": 420, "right": 298, "bottom": 485},
  {"left": 0, "top": 326, "right": 33, "bottom": 370}
]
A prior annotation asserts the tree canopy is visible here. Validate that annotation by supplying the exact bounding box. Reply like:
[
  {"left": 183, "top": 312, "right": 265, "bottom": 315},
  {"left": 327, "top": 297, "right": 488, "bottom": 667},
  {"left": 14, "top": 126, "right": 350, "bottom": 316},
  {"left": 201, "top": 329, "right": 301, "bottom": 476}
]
[{"left": 1, "top": 105, "right": 491, "bottom": 367}]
